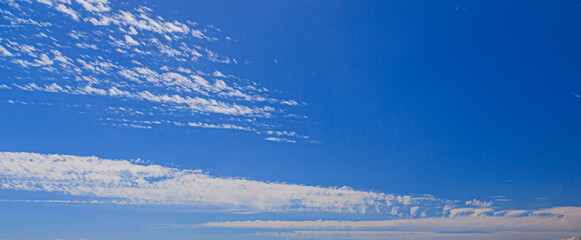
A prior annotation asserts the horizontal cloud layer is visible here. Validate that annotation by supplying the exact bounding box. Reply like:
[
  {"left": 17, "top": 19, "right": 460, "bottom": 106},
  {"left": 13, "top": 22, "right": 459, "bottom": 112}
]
[
  {"left": 1, "top": 152, "right": 578, "bottom": 239},
  {"left": 198, "top": 207, "right": 581, "bottom": 240},
  {"left": 253, "top": 231, "right": 579, "bottom": 240},
  {"left": 0, "top": 152, "right": 468, "bottom": 214}
]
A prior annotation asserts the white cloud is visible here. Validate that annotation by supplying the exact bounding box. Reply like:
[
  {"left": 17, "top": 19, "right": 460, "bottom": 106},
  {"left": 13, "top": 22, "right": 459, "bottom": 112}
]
[
  {"left": 188, "top": 122, "right": 254, "bottom": 131},
  {"left": 14, "top": 83, "right": 276, "bottom": 117},
  {"left": 409, "top": 206, "right": 420, "bottom": 217},
  {"left": 0, "top": 0, "right": 312, "bottom": 142},
  {"left": 199, "top": 208, "right": 581, "bottom": 239},
  {"left": 0, "top": 45, "right": 13, "bottom": 56},
  {"left": 75, "top": 43, "right": 98, "bottom": 49},
  {"left": 466, "top": 199, "right": 492, "bottom": 208},
  {"left": 6, "top": 99, "right": 28, "bottom": 104},
  {"left": 191, "top": 29, "right": 206, "bottom": 39},
  {"left": 1, "top": 152, "right": 578, "bottom": 239},
  {"left": 448, "top": 207, "right": 493, "bottom": 217},
  {"left": 35, "top": 53, "right": 54, "bottom": 65},
  {"left": 199, "top": 208, "right": 581, "bottom": 230},
  {"left": 254, "top": 231, "right": 579, "bottom": 240},
  {"left": 281, "top": 99, "right": 299, "bottom": 106},
  {"left": 104, "top": 10, "right": 191, "bottom": 35},
  {"left": 265, "top": 137, "right": 297, "bottom": 143},
  {"left": 54, "top": 4, "right": 79, "bottom": 21},
  {"left": 124, "top": 35, "right": 139, "bottom": 46},
  {"left": 213, "top": 70, "right": 225, "bottom": 78},
  {"left": 36, "top": 0, "right": 54, "bottom": 7},
  {"left": 0, "top": 152, "right": 450, "bottom": 213},
  {"left": 74, "top": 0, "right": 110, "bottom": 12},
  {"left": 265, "top": 130, "right": 297, "bottom": 137}
]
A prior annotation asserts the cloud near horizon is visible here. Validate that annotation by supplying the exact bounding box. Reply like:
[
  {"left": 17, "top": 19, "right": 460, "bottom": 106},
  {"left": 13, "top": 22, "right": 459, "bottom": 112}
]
[
  {"left": 196, "top": 207, "right": 581, "bottom": 240},
  {"left": 1, "top": 152, "right": 579, "bottom": 239},
  {"left": 251, "top": 231, "right": 580, "bottom": 240}
]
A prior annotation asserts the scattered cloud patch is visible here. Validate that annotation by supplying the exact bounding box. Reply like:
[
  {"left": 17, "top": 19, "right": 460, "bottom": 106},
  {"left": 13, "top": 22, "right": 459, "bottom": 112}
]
[
  {"left": 0, "top": 0, "right": 310, "bottom": 142},
  {"left": 265, "top": 137, "right": 297, "bottom": 143}
]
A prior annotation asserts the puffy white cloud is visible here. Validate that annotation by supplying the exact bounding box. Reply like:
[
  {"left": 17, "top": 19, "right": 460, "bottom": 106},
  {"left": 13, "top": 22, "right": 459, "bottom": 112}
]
[
  {"left": 465, "top": 199, "right": 492, "bottom": 208},
  {"left": 75, "top": 43, "right": 98, "bottom": 49},
  {"left": 93, "top": 10, "right": 191, "bottom": 35},
  {"left": 448, "top": 207, "right": 493, "bottom": 217},
  {"left": 74, "top": 0, "right": 110, "bottom": 12},
  {"left": 409, "top": 206, "right": 420, "bottom": 217},
  {"left": 0, "top": 45, "right": 13, "bottom": 56},
  {"left": 54, "top": 4, "right": 79, "bottom": 21},
  {"left": 124, "top": 35, "right": 139, "bottom": 46}
]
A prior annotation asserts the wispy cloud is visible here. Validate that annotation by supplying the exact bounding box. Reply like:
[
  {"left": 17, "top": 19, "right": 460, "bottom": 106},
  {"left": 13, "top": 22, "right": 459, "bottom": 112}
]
[
  {"left": 200, "top": 207, "right": 581, "bottom": 231},
  {"left": 1, "top": 152, "right": 473, "bottom": 214},
  {"left": 252, "top": 230, "right": 579, "bottom": 240},
  {"left": 14, "top": 82, "right": 275, "bottom": 117},
  {"left": 265, "top": 137, "right": 297, "bottom": 143},
  {"left": 0, "top": 0, "right": 308, "bottom": 142},
  {"left": 198, "top": 207, "right": 581, "bottom": 240}
]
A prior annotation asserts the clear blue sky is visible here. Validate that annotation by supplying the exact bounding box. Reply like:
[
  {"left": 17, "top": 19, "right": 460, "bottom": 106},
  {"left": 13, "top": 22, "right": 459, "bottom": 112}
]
[{"left": 0, "top": 0, "right": 580, "bottom": 239}]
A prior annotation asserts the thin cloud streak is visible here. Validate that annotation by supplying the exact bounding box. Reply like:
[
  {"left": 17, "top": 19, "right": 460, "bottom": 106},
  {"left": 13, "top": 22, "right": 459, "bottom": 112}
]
[
  {"left": 200, "top": 207, "right": 581, "bottom": 231},
  {"left": 253, "top": 230, "right": 579, "bottom": 240},
  {"left": 198, "top": 208, "right": 581, "bottom": 240}
]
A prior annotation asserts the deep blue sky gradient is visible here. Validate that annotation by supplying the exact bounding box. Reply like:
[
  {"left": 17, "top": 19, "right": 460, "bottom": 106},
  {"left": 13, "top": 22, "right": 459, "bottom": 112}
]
[{"left": 1, "top": 1, "right": 581, "bottom": 239}]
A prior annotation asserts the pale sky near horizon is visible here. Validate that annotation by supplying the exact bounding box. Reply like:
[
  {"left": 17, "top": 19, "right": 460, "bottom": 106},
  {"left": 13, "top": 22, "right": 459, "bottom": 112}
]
[{"left": 0, "top": 0, "right": 580, "bottom": 239}]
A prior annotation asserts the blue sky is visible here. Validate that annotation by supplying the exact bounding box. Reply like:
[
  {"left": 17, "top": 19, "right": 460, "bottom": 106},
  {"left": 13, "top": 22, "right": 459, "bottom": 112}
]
[{"left": 0, "top": 0, "right": 580, "bottom": 239}]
